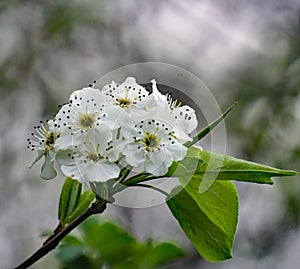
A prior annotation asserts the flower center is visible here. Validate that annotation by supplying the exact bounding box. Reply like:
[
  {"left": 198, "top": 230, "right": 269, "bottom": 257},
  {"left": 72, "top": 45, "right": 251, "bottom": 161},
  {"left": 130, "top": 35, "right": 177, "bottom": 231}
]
[
  {"left": 141, "top": 131, "right": 160, "bottom": 151},
  {"left": 78, "top": 113, "right": 95, "bottom": 129},
  {"left": 116, "top": 97, "right": 132, "bottom": 108},
  {"left": 45, "top": 131, "right": 59, "bottom": 148},
  {"left": 86, "top": 153, "right": 103, "bottom": 163},
  {"left": 116, "top": 87, "right": 133, "bottom": 108}
]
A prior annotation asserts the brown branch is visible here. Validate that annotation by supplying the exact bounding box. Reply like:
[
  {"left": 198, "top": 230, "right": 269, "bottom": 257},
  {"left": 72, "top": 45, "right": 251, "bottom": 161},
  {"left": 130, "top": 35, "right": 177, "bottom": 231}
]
[{"left": 14, "top": 200, "right": 107, "bottom": 269}]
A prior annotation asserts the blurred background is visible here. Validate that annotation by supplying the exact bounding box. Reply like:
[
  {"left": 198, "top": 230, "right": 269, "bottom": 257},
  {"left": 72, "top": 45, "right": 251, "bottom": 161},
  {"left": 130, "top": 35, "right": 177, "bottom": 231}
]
[{"left": 1, "top": 0, "right": 300, "bottom": 268}]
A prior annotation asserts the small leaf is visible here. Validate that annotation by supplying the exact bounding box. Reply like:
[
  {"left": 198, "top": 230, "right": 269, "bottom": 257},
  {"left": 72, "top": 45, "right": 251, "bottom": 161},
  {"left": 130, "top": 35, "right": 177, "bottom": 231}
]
[
  {"left": 58, "top": 177, "right": 82, "bottom": 226},
  {"left": 167, "top": 180, "right": 238, "bottom": 262},
  {"left": 66, "top": 181, "right": 82, "bottom": 217},
  {"left": 41, "top": 152, "right": 57, "bottom": 180},
  {"left": 65, "top": 190, "right": 95, "bottom": 224}
]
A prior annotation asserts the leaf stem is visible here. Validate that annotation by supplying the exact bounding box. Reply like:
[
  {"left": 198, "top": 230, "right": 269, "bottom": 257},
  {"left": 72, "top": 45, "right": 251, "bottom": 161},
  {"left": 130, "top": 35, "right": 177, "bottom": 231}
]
[
  {"left": 132, "top": 183, "right": 169, "bottom": 196},
  {"left": 184, "top": 102, "right": 238, "bottom": 148},
  {"left": 118, "top": 166, "right": 132, "bottom": 183},
  {"left": 13, "top": 199, "right": 107, "bottom": 269}
]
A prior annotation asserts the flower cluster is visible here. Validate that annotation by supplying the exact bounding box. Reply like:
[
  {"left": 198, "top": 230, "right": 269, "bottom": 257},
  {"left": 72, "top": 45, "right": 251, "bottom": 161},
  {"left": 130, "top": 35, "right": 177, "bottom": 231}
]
[{"left": 28, "top": 77, "right": 198, "bottom": 183}]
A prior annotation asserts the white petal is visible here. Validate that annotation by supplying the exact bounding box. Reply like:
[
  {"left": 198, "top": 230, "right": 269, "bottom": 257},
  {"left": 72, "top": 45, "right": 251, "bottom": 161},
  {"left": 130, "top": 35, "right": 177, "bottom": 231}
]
[
  {"left": 91, "top": 125, "right": 112, "bottom": 153},
  {"left": 106, "top": 129, "right": 127, "bottom": 162},
  {"left": 101, "top": 106, "right": 132, "bottom": 129},
  {"left": 60, "top": 165, "right": 85, "bottom": 183},
  {"left": 123, "top": 143, "right": 146, "bottom": 167},
  {"left": 55, "top": 134, "right": 81, "bottom": 150},
  {"left": 54, "top": 104, "right": 77, "bottom": 134},
  {"left": 70, "top": 87, "right": 105, "bottom": 108},
  {"left": 84, "top": 161, "right": 120, "bottom": 182},
  {"left": 144, "top": 149, "right": 173, "bottom": 176},
  {"left": 173, "top": 105, "right": 198, "bottom": 134},
  {"left": 165, "top": 141, "right": 188, "bottom": 162},
  {"left": 122, "top": 77, "right": 137, "bottom": 86},
  {"left": 56, "top": 150, "right": 76, "bottom": 166},
  {"left": 173, "top": 126, "right": 192, "bottom": 142}
]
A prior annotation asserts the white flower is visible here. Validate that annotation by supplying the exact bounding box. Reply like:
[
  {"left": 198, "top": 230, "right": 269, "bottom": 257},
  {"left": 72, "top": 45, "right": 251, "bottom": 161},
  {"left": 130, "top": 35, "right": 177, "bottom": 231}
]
[
  {"left": 54, "top": 87, "right": 110, "bottom": 150},
  {"left": 102, "top": 77, "right": 149, "bottom": 109},
  {"left": 27, "top": 120, "right": 59, "bottom": 179},
  {"left": 56, "top": 126, "right": 121, "bottom": 183},
  {"left": 139, "top": 79, "right": 198, "bottom": 141},
  {"left": 100, "top": 77, "right": 151, "bottom": 128},
  {"left": 169, "top": 104, "right": 197, "bottom": 134},
  {"left": 28, "top": 77, "right": 199, "bottom": 183},
  {"left": 123, "top": 116, "right": 187, "bottom": 176}
]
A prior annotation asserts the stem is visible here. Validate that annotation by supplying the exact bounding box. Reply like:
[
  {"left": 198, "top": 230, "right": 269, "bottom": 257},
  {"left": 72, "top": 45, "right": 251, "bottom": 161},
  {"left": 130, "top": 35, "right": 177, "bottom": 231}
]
[
  {"left": 118, "top": 166, "right": 132, "bottom": 183},
  {"left": 111, "top": 174, "right": 164, "bottom": 195},
  {"left": 124, "top": 175, "right": 160, "bottom": 186},
  {"left": 14, "top": 199, "right": 107, "bottom": 269},
  {"left": 184, "top": 101, "right": 238, "bottom": 148},
  {"left": 133, "top": 183, "right": 169, "bottom": 196}
]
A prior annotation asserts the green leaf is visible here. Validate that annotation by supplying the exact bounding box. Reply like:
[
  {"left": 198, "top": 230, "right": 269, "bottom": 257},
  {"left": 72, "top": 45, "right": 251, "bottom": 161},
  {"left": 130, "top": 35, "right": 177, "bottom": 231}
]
[
  {"left": 56, "top": 244, "right": 83, "bottom": 263},
  {"left": 80, "top": 219, "right": 137, "bottom": 263},
  {"left": 65, "top": 190, "right": 95, "bottom": 224},
  {"left": 56, "top": 235, "right": 84, "bottom": 263},
  {"left": 58, "top": 177, "right": 82, "bottom": 226},
  {"left": 167, "top": 180, "right": 238, "bottom": 262},
  {"left": 172, "top": 147, "right": 298, "bottom": 187},
  {"left": 145, "top": 241, "right": 184, "bottom": 267}
]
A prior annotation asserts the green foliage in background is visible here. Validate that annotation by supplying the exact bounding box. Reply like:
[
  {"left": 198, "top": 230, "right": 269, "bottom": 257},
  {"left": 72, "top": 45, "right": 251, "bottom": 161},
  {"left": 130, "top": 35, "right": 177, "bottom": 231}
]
[{"left": 55, "top": 217, "right": 184, "bottom": 269}]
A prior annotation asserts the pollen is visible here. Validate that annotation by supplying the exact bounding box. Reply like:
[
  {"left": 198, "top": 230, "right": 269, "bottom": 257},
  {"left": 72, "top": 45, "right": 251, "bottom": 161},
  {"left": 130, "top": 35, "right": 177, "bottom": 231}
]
[
  {"left": 141, "top": 131, "right": 161, "bottom": 151},
  {"left": 116, "top": 97, "right": 132, "bottom": 108},
  {"left": 86, "top": 153, "right": 104, "bottom": 162},
  {"left": 45, "top": 132, "right": 59, "bottom": 147},
  {"left": 78, "top": 113, "right": 95, "bottom": 130}
]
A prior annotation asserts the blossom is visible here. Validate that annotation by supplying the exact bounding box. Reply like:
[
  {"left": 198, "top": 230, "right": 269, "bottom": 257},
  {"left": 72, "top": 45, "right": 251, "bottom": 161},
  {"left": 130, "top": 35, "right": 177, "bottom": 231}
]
[
  {"left": 100, "top": 77, "right": 150, "bottom": 129},
  {"left": 54, "top": 87, "right": 109, "bottom": 150},
  {"left": 123, "top": 115, "right": 187, "bottom": 176},
  {"left": 27, "top": 120, "right": 59, "bottom": 179},
  {"left": 102, "top": 77, "right": 149, "bottom": 109},
  {"left": 138, "top": 79, "right": 198, "bottom": 141},
  {"left": 28, "top": 77, "right": 198, "bottom": 182},
  {"left": 56, "top": 126, "right": 121, "bottom": 183}
]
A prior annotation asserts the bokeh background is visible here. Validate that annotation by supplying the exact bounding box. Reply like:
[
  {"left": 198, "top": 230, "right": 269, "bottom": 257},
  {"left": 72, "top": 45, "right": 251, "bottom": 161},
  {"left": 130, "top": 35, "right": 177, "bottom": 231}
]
[{"left": 1, "top": 0, "right": 300, "bottom": 268}]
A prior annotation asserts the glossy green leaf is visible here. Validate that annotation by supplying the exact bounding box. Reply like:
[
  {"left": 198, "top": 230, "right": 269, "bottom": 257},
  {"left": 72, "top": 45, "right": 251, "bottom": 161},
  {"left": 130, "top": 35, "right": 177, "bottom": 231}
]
[
  {"left": 65, "top": 190, "right": 95, "bottom": 224},
  {"left": 172, "top": 147, "right": 298, "bottom": 186},
  {"left": 58, "top": 177, "right": 82, "bottom": 226},
  {"left": 167, "top": 180, "right": 238, "bottom": 262}
]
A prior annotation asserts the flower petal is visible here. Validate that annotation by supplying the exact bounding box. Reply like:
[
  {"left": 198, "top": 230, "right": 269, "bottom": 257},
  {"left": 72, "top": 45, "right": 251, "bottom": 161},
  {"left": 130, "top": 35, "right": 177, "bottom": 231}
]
[
  {"left": 144, "top": 149, "right": 173, "bottom": 176},
  {"left": 60, "top": 164, "right": 85, "bottom": 182},
  {"left": 41, "top": 152, "right": 57, "bottom": 180},
  {"left": 123, "top": 143, "right": 146, "bottom": 167},
  {"left": 84, "top": 161, "right": 120, "bottom": 182}
]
